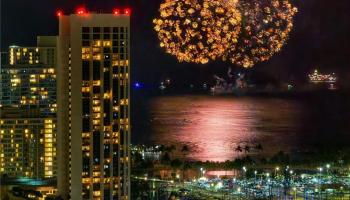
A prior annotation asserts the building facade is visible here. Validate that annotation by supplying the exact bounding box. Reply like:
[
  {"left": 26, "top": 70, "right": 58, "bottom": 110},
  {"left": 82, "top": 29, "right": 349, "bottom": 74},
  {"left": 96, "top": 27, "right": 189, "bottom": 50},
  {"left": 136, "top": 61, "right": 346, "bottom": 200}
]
[
  {"left": 0, "top": 65, "right": 57, "bottom": 116},
  {"left": 0, "top": 108, "right": 56, "bottom": 178},
  {"left": 57, "top": 12, "right": 130, "bottom": 200},
  {"left": 0, "top": 36, "right": 57, "bottom": 179},
  {"left": 9, "top": 36, "right": 57, "bottom": 66}
]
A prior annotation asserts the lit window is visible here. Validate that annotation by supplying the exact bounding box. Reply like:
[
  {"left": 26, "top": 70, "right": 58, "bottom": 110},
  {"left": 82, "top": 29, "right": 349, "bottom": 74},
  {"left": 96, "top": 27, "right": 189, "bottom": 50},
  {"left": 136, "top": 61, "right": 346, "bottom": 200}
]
[
  {"left": 93, "top": 40, "right": 102, "bottom": 47},
  {"left": 82, "top": 54, "right": 91, "bottom": 60},
  {"left": 103, "top": 41, "right": 111, "bottom": 47},
  {"left": 93, "top": 55, "right": 101, "bottom": 60},
  {"left": 82, "top": 47, "right": 91, "bottom": 54}
]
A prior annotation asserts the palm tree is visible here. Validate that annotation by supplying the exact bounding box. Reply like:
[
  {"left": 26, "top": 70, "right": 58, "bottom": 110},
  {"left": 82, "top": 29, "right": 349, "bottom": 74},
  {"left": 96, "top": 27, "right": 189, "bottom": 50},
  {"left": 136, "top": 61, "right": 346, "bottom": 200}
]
[
  {"left": 181, "top": 145, "right": 189, "bottom": 155},
  {"left": 181, "top": 145, "right": 190, "bottom": 181},
  {"left": 244, "top": 145, "right": 250, "bottom": 153},
  {"left": 235, "top": 145, "right": 243, "bottom": 153},
  {"left": 235, "top": 145, "right": 243, "bottom": 158},
  {"left": 166, "top": 145, "right": 176, "bottom": 158},
  {"left": 161, "top": 152, "right": 171, "bottom": 165}
]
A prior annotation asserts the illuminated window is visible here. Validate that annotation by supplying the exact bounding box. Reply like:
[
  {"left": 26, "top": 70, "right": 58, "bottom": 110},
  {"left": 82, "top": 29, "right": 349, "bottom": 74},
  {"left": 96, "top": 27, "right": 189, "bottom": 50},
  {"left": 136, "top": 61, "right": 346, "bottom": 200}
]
[
  {"left": 82, "top": 47, "right": 91, "bottom": 53},
  {"left": 93, "top": 80, "right": 101, "bottom": 86},
  {"left": 82, "top": 54, "right": 91, "bottom": 60},
  {"left": 93, "top": 40, "right": 102, "bottom": 47},
  {"left": 82, "top": 87, "right": 90, "bottom": 92},
  {"left": 93, "top": 54, "right": 101, "bottom": 60},
  {"left": 103, "top": 41, "right": 111, "bottom": 47}
]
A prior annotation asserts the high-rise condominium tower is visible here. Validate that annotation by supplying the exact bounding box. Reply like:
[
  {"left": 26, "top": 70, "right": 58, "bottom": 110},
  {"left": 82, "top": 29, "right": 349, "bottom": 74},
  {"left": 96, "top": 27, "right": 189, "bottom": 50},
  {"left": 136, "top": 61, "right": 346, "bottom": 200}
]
[
  {"left": 0, "top": 36, "right": 57, "bottom": 179},
  {"left": 57, "top": 10, "right": 130, "bottom": 200}
]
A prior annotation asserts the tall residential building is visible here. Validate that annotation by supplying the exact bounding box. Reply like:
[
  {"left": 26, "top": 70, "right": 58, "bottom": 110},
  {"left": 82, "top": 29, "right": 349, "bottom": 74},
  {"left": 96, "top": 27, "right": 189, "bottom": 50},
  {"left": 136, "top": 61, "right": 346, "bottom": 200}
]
[
  {"left": 57, "top": 11, "right": 131, "bottom": 200},
  {"left": 0, "top": 64, "right": 57, "bottom": 116},
  {"left": 9, "top": 36, "right": 57, "bottom": 66},
  {"left": 0, "top": 108, "right": 56, "bottom": 178},
  {"left": 9, "top": 46, "right": 40, "bottom": 65},
  {"left": 0, "top": 36, "right": 57, "bottom": 179}
]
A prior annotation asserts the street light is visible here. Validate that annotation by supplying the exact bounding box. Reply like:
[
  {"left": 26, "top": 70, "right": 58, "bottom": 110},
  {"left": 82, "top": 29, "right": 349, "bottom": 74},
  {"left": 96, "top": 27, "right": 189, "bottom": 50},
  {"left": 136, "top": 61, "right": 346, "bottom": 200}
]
[
  {"left": 289, "top": 170, "right": 294, "bottom": 184},
  {"left": 326, "top": 164, "right": 330, "bottom": 177},
  {"left": 254, "top": 170, "right": 257, "bottom": 181},
  {"left": 293, "top": 187, "right": 297, "bottom": 199},
  {"left": 275, "top": 167, "right": 280, "bottom": 179},
  {"left": 318, "top": 167, "right": 323, "bottom": 198},
  {"left": 200, "top": 167, "right": 205, "bottom": 177},
  {"left": 318, "top": 167, "right": 323, "bottom": 173},
  {"left": 242, "top": 166, "right": 247, "bottom": 182}
]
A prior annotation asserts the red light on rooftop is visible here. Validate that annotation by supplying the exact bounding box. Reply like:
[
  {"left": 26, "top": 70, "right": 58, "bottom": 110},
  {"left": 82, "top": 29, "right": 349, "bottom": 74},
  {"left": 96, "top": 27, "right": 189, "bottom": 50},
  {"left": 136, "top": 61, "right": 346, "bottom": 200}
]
[
  {"left": 124, "top": 8, "right": 131, "bottom": 15},
  {"left": 76, "top": 7, "right": 87, "bottom": 15},
  {"left": 56, "top": 10, "right": 63, "bottom": 17},
  {"left": 113, "top": 8, "right": 120, "bottom": 15}
]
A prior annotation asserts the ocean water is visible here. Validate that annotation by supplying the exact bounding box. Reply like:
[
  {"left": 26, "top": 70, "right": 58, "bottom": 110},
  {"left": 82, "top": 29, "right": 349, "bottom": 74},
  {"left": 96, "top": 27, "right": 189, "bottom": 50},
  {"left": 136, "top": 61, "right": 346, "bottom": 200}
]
[{"left": 132, "top": 93, "right": 350, "bottom": 161}]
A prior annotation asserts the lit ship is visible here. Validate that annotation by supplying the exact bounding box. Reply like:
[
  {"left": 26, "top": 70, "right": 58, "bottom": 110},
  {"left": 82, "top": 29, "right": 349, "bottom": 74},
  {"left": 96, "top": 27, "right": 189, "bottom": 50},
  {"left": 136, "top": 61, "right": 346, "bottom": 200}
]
[{"left": 308, "top": 69, "right": 337, "bottom": 90}]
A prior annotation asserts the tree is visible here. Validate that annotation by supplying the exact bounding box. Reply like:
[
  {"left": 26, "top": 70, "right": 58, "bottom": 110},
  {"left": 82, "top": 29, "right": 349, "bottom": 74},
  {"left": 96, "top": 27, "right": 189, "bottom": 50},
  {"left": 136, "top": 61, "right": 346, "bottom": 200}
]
[
  {"left": 170, "top": 159, "right": 182, "bottom": 169},
  {"left": 181, "top": 145, "right": 190, "bottom": 181},
  {"left": 181, "top": 145, "right": 189, "bottom": 154},
  {"left": 270, "top": 151, "right": 290, "bottom": 165},
  {"left": 164, "top": 145, "right": 176, "bottom": 158},
  {"left": 170, "top": 159, "right": 182, "bottom": 180},
  {"left": 244, "top": 145, "right": 250, "bottom": 153},
  {"left": 161, "top": 152, "right": 171, "bottom": 164},
  {"left": 235, "top": 145, "right": 243, "bottom": 158},
  {"left": 235, "top": 145, "right": 243, "bottom": 153}
]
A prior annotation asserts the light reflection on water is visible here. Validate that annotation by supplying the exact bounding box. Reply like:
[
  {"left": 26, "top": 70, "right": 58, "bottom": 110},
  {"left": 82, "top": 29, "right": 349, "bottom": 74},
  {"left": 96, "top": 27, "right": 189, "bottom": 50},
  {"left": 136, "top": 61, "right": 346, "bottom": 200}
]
[{"left": 148, "top": 96, "right": 304, "bottom": 162}]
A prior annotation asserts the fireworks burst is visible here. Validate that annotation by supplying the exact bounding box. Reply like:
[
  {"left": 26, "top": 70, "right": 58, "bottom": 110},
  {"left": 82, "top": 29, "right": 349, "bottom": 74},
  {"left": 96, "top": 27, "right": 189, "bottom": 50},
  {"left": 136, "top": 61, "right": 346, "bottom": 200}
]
[
  {"left": 153, "top": 0, "right": 242, "bottom": 64},
  {"left": 153, "top": 0, "right": 297, "bottom": 67},
  {"left": 223, "top": 0, "right": 298, "bottom": 68}
]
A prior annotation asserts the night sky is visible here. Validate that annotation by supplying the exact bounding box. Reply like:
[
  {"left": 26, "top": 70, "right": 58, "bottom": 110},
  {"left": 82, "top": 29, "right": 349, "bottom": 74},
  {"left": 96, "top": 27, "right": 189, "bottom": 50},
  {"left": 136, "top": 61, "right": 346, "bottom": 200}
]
[{"left": 1, "top": 0, "right": 350, "bottom": 86}]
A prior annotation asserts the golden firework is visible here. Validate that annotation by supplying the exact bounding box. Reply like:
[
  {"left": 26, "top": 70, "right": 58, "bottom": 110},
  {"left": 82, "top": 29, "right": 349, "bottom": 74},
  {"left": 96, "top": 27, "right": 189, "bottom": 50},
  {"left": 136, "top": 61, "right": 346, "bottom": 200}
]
[
  {"left": 223, "top": 0, "right": 298, "bottom": 68},
  {"left": 153, "top": 0, "right": 242, "bottom": 64}
]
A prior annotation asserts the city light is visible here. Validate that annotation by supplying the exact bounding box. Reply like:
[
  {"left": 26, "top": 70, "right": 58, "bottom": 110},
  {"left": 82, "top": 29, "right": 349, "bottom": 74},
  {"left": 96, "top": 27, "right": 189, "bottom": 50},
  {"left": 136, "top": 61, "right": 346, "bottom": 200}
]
[
  {"left": 76, "top": 7, "right": 87, "bottom": 15},
  {"left": 134, "top": 82, "right": 142, "bottom": 88},
  {"left": 124, "top": 8, "right": 131, "bottom": 15},
  {"left": 56, "top": 10, "right": 63, "bottom": 17},
  {"left": 113, "top": 8, "right": 120, "bottom": 15},
  {"left": 309, "top": 69, "right": 337, "bottom": 83}
]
